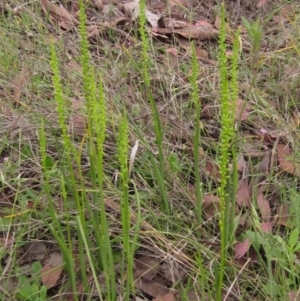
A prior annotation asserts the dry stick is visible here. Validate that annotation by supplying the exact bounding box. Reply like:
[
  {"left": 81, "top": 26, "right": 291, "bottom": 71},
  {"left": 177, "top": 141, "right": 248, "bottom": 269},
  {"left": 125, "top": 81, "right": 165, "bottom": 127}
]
[{"left": 223, "top": 258, "right": 251, "bottom": 301}]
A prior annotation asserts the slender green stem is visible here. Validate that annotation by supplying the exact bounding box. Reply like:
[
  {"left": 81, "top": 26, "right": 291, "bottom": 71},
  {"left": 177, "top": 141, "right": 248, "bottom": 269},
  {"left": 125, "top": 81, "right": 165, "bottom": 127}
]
[
  {"left": 77, "top": 216, "right": 104, "bottom": 301},
  {"left": 138, "top": 0, "right": 168, "bottom": 215}
]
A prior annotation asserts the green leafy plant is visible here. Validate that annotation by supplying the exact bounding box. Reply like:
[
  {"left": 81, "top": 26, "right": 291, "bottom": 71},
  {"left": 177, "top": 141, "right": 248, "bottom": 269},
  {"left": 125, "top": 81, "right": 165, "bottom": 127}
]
[
  {"left": 244, "top": 228, "right": 300, "bottom": 298},
  {"left": 168, "top": 153, "right": 182, "bottom": 173},
  {"left": 16, "top": 262, "right": 47, "bottom": 301}
]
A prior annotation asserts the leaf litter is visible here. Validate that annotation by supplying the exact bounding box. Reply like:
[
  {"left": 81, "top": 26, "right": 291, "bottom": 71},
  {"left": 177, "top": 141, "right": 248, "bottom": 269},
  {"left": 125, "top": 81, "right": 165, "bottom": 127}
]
[
  {"left": 277, "top": 143, "right": 300, "bottom": 177},
  {"left": 41, "top": 252, "right": 64, "bottom": 289},
  {"left": 256, "top": 190, "right": 271, "bottom": 221}
]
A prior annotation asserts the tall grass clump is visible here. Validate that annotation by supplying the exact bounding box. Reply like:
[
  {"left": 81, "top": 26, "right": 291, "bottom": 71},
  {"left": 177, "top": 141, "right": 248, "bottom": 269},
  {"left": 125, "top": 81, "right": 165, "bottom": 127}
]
[
  {"left": 138, "top": 0, "right": 169, "bottom": 215},
  {"left": 216, "top": 3, "right": 240, "bottom": 300}
]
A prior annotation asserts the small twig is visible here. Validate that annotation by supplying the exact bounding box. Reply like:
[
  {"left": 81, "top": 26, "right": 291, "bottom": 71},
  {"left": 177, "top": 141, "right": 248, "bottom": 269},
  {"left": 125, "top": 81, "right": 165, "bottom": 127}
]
[{"left": 224, "top": 258, "right": 251, "bottom": 301}]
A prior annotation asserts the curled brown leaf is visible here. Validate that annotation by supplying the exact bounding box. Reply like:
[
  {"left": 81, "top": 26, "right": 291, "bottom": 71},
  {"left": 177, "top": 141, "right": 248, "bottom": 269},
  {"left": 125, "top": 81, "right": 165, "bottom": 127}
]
[{"left": 277, "top": 144, "right": 300, "bottom": 177}]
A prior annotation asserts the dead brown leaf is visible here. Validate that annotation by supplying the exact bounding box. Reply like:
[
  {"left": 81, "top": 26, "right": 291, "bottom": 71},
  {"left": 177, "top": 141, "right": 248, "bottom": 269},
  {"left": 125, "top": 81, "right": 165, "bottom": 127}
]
[
  {"left": 257, "top": 151, "right": 270, "bottom": 174},
  {"left": 87, "top": 25, "right": 105, "bottom": 38},
  {"left": 239, "top": 213, "right": 249, "bottom": 227},
  {"left": 58, "top": 20, "right": 74, "bottom": 31},
  {"left": 175, "top": 23, "right": 218, "bottom": 40},
  {"left": 257, "top": 0, "right": 267, "bottom": 8},
  {"left": 41, "top": 252, "right": 64, "bottom": 289},
  {"left": 194, "top": 19, "right": 212, "bottom": 27},
  {"left": 256, "top": 191, "right": 271, "bottom": 221},
  {"left": 123, "top": 0, "right": 161, "bottom": 27},
  {"left": 113, "top": 16, "right": 132, "bottom": 26},
  {"left": 160, "top": 262, "right": 185, "bottom": 284},
  {"left": 237, "top": 155, "right": 247, "bottom": 173},
  {"left": 70, "top": 1, "right": 79, "bottom": 14},
  {"left": 153, "top": 292, "right": 176, "bottom": 301},
  {"left": 155, "top": 23, "right": 218, "bottom": 40},
  {"left": 203, "top": 194, "right": 220, "bottom": 218},
  {"left": 234, "top": 238, "right": 251, "bottom": 259},
  {"left": 177, "top": 37, "right": 191, "bottom": 51},
  {"left": 236, "top": 178, "right": 251, "bottom": 207},
  {"left": 134, "top": 278, "right": 170, "bottom": 297},
  {"left": 19, "top": 242, "right": 47, "bottom": 264},
  {"left": 186, "top": 289, "right": 210, "bottom": 301},
  {"left": 276, "top": 203, "right": 290, "bottom": 227},
  {"left": 287, "top": 291, "right": 300, "bottom": 301},
  {"left": 195, "top": 47, "right": 208, "bottom": 59},
  {"left": 163, "top": 17, "right": 189, "bottom": 29},
  {"left": 277, "top": 144, "right": 300, "bottom": 177},
  {"left": 151, "top": 29, "right": 169, "bottom": 39},
  {"left": 40, "top": 0, "right": 78, "bottom": 25},
  {"left": 176, "top": 38, "right": 208, "bottom": 58},
  {"left": 205, "top": 159, "right": 221, "bottom": 181},
  {"left": 92, "top": 0, "right": 104, "bottom": 10},
  {"left": 134, "top": 256, "right": 160, "bottom": 281},
  {"left": 260, "top": 222, "right": 273, "bottom": 233}
]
